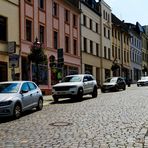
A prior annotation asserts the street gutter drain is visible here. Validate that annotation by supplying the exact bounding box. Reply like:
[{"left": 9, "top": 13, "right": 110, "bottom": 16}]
[{"left": 49, "top": 122, "right": 72, "bottom": 126}]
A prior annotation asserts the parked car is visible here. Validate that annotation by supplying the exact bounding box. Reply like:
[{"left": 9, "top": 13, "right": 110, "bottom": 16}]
[
  {"left": 0, "top": 81, "right": 43, "bottom": 119},
  {"left": 52, "top": 74, "right": 98, "bottom": 102},
  {"left": 101, "top": 77, "right": 126, "bottom": 93},
  {"left": 137, "top": 76, "right": 148, "bottom": 87}
]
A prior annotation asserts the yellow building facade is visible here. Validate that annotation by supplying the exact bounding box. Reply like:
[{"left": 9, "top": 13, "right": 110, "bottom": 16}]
[
  {"left": 112, "top": 14, "right": 131, "bottom": 80},
  {"left": 0, "top": 0, "right": 20, "bottom": 81}
]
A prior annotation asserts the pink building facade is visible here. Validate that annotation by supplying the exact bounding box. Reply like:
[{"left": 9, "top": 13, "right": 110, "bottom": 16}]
[{"left": 20, "top": 0, "right": 81, "bottom": 94}]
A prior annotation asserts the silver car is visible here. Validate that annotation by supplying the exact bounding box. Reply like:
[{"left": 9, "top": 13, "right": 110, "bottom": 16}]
[
  {"left": 0, "top": 81, "right": 43, "bottom": 119},
  {"left": 52, "top": 74, "right": 98, "bottom": 102},
  {"left": 137, "top": 76, "right": 148, "bottom": 86}
]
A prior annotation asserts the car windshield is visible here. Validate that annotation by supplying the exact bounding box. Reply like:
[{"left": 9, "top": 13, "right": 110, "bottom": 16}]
[
  {"left": 61, "top": 76, "right": 82, "bottom": 82},
  {"left": 0, "top": 83, "right": 20, "bottom": 93},
  {"left": 105, "top": 77, "right": 117, "bottom": 83}
]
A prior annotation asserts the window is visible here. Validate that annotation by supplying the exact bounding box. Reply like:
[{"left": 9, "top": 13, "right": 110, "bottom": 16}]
[
  {"left": 96, "top": 43, "right": 99, "bottom": 56},
  {"left": 90, "top": 19, "right": 92, "bottom": 30},
  {"left": 108, "top": 30, "right": 110, "bottom": 39},
  {"left": 73, "top": 14, "right": 77, "bottom": 27},
  {"left": 96, "top": 23, "right": 98, "bottom": 33},
  {"left": 73, "top": 39, "right": 77, "bottom": 55},
  {"left": 0, "top": 16, "right": 7, "bottom": 41},
  {"left": 83, "top": 15, "right": 86, "bottom": 27},
  {"left": 127, "top": 51, "right": 129, "bottom": 62},
  {"left": 85, "top": 64, "right": 92, "bottom": 75},
  {"left": 65, "top": 9, "right": 69, "bottom": 23},
  {"left": 115, "top": 47, "right": 117, "bottom": 58},
  {"left": 84, "top": 37, "right": 87, "bottom": 52},
  {"left": 39, "top": 0, "right": 44, "bottom": 9},
  {"left": 90, "top": 40, "right": 93, "bottom": 54},
  {"left": 104, "top": 27, "right": 106, "bottom": 37},
  {"left": 103, "top": 10, "right": 105, "bottom": 19},
  {"left": 21, "top": 83, "right": 29, "bottom": 92},
  {"left": 65, "top": 36, "right": 69, "bottom": 53},
  {"left": 53, "top": 31, "right": 58, "bottom": 49},
  {"left": 112, "top": 45, "right": 114, "bottom": 57},
  {"left": 28, "top": 82, "right": 37, "bottom": 90},
  {"left": 39, "top": 25, "right": 44, "bottom": 43},
  {"left": 104, "top": 46, "right": 107, "bottom": 58},
  {"left": 115, "top": 29, "right": 117, "bottom": 38},
  {"left": 112, "top": 28, "right": 114, "bottom": 37},
  {"left": 53, "top": 2, "right": 58, "bottom": 17},
  {"left": 118, "top": 48, "right": 120, "bottom": 59},
  {"left": 26, "top": 19, "right": 32, "bottom": 41},
  {"left": 124, "top": 50, "right": 126, "bottom": 62},
  {"left": 118, "top": 32, "right": 120, "bottom": 40},
  {"left": 108, "top": 48, "right": 110, "bottom": 59}
]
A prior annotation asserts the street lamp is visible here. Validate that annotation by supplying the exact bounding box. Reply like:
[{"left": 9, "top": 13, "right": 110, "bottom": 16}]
[{"left": 28, "top": 37, "right": 46, "bottom": 85}]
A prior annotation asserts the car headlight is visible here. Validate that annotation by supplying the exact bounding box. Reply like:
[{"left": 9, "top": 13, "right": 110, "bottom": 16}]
[{"left": 0, "top": 100, "right": 13, "bottom": 106}]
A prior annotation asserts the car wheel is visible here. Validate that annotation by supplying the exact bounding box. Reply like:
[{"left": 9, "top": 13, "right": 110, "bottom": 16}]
[
  {"left": 77, "top": 88, "right": 83, "bottom": 100},
  {"left": 53, "top": 96, "right": 59, "bottom": 103},
  {"left": 123, "top": 85, "right": 126, "bottom": 90},
  {"left": 13, "top": 103, "right": 22, "bottom": 119},
  {"left": 101, "top": 88, "right": 105, "bottom": 93},
  {"left": 137, "top": 84, "right": 139, "bottom": 87},
  {"left": 36, "top": 98, "right": 43, "bottom": 111},
  {"left": 92, "top": 86, "right": 98, "bottom": 98}
]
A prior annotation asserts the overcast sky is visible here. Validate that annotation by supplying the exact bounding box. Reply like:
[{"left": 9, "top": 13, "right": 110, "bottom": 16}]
[{"left": 98, "top": 0, "right": 148, "bottom": 26}]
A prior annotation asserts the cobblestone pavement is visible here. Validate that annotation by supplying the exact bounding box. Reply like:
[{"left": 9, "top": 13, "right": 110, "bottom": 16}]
[{"left": 1, "top": 85, "right": 148, "bottom": 147}]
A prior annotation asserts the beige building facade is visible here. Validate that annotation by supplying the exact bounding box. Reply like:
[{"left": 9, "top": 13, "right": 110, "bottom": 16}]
[
  {"left": 80, "top": 0, "right": 101, "bottom": 85},
  {"left": 100, "top": 0, "right": 112, "bottom": 84},
  {"left": 0, "top": 0, "right": 20, "bottom": 82}
]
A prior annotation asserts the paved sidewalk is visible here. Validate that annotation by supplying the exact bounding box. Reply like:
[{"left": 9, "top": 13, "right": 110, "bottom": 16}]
[{"left": 43, "top": 95, "right": 53, "bottom": 105}]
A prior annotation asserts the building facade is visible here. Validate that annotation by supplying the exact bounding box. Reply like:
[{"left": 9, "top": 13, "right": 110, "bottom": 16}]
[
  {"left": 0, "top": 0, "right": 20, "bottom": 82},
  {"left": 126, "top": 22, "right": 143, "bottom": 83},
  {"left": 99, "top": 0, "right": 112, "bottom": 84},
  {"left": 20, "top": 0, "right": 81, "bottom": 94},
  {"left": 141, "top": 31, "right": 148, "bottom": 76},
  {"left": 80, "top": 0, "right": 101, "bottom": 85},
  {"left": 112, "top": 14, "right": 131, "bottom": 82}
]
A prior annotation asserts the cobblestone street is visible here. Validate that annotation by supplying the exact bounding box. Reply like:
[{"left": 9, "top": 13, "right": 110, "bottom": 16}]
[{"left": 1, "top": 85, "right": 148, "bottom": 147}]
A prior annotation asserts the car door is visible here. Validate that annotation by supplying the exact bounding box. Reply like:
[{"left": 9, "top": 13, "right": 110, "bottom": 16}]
[
  {"left": 83, "top": 76, "right": 89, "bottom": 94},
  {"left": 87, "top": 75, "right": 94, "bottom": 93},
  {"left": 28, "top": 82, "right": 39, "bottom": 106},
  {"left": 21, "top": 82, "right": 33, "bottom": 110}
]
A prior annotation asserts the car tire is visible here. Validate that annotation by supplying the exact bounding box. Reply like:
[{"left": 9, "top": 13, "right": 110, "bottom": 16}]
[
  {"left": 36, "top": 98, "right": 43, "bottom": 111},
  {"left": 92, "top": 86, "right": 98, "bottom": 98},
  {"left": 137, "top": 84, "right": 139, "bottom": 87},
  {"left": 101, "top": 88, "right": 105, "bottom": 93},
  {"left": 13, "top": 103, "right": 22, "bottom": 119},
  {"left": 53, "top": 96, "right": 59, "bottom": 103},
  {"left": 77, "top": 88, "right": 83, "bottom": 100},
  {"left": 123, "top": 85, "right": 126, "bottom": 90}
]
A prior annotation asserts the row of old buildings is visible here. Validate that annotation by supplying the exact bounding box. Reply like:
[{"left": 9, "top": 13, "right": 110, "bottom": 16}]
[{"left": 0, "top": 0, "right": 148, "bottom": 94}]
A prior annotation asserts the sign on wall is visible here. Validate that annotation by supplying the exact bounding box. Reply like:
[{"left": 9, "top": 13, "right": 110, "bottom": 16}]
[
  {"left": 9, "top": 54, "right": 19, "bottom": 68},
  {"left": 8, "top": 41, "right": 16, "bottom": 54}
]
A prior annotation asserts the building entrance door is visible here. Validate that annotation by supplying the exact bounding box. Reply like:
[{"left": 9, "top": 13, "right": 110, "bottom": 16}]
[{"left": 0, "top": 62, "right": 7, "bottom": 82}]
